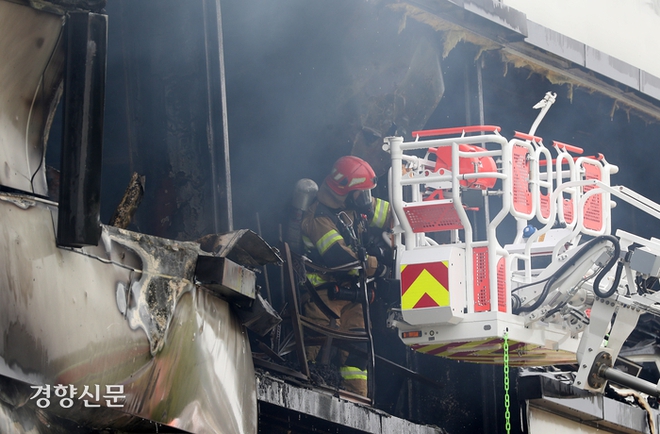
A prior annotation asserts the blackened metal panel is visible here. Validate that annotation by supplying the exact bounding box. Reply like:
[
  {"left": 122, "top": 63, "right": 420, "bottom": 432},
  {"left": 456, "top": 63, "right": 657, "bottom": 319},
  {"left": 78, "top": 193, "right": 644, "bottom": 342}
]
[
  {"left": 256, "top": 373, "right": 445, "bottom": 434},
  {"left": 112, "top": 0, "right": 220, "bottom": 240},
  {"left": 58, "top": 11, "right": 107, "bottom": 247},
  {"left": 520, "top": 372, "right": 653, "bottom": 433}
]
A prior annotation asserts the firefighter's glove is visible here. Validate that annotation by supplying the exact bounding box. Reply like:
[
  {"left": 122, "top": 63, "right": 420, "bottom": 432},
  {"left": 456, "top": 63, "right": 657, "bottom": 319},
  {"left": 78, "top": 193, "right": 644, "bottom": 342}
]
[
  {"left": 375, "top": 263, "right": 389, "bottom": 279},
  {"left": 365, "top": 255, "right": 378, "bottom": 277},
  {"left": 366, "top": 255, "right": 389, "bottom": 278},
  {"left": 367, "top": 244, "right": 387, "bottom": 262}
]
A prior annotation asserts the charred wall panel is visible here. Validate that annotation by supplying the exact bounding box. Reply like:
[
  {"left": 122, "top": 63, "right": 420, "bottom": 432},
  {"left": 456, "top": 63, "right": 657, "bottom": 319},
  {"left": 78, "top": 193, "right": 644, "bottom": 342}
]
[
  {"left": 103, "top": 0, "right": 229, "bottom": 240},
  {"left": 58, "top": 11, "right": 107, "bottom": 247}
]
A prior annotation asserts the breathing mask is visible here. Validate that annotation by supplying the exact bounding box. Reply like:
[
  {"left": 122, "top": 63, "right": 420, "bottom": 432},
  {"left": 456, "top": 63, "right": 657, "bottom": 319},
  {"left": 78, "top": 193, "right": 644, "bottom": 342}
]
[{"left": 347, "top": 189, "right": 374, "bottom": 219}]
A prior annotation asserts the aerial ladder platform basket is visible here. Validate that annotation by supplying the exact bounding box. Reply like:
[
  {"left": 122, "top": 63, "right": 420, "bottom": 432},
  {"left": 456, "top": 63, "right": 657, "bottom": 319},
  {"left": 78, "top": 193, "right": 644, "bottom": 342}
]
[
  {"left": 384, "top": 120, "right": 624, "bottom": 367},
  {"left": 382, "top": 94, "right": 660, "bottom": 398}
]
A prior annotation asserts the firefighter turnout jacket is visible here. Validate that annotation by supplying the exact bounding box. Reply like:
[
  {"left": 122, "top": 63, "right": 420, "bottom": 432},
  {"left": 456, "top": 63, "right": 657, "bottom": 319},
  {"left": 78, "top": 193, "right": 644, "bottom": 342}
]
[
  {"left": 300, "top": 181, "right": 392, "bottom": 397},
  {"left": 301, "top": 182, "right": 392, "bottom": 284}
]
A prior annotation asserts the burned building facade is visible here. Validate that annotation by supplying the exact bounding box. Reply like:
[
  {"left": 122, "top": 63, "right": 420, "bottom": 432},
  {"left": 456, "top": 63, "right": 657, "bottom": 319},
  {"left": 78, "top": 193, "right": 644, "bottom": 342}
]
[{"left": 3, "top": 0, "right": 660, "bottom": 433}]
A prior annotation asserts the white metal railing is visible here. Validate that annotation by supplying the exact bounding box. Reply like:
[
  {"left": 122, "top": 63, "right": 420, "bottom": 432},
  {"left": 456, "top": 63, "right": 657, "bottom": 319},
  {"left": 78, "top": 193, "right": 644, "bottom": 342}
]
[{"left": 385, "top": 124, "right": 616, "bottom": 316}]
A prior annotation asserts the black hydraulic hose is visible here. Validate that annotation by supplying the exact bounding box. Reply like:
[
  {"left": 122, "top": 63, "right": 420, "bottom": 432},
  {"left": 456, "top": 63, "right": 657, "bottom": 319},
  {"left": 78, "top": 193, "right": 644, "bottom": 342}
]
[
  {"left": 515, "top": 235, "right": 620, "bottom": 314},
  {"left": 593, "top": 257, "right": 623, "bottom": 299}
]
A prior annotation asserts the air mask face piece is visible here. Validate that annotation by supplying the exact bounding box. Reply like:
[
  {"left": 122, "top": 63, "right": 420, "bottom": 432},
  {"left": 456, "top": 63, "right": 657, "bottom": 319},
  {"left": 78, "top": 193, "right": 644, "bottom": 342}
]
[{"left": 348, "top": 189, "right": 374, "bottom": 218}]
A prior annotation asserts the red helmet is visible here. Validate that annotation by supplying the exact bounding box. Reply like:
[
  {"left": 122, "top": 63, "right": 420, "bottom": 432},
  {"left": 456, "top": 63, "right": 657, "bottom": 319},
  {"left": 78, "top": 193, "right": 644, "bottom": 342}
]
[{"left": 325, "top": 156, "right": 377, "bottom": 195}]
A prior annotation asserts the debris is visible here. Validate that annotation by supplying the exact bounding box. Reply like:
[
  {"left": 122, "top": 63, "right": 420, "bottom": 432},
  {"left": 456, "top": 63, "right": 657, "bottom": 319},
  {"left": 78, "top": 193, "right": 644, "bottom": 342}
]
[{"left": 109, "top": 171, "right": 145, "bottom": 229}]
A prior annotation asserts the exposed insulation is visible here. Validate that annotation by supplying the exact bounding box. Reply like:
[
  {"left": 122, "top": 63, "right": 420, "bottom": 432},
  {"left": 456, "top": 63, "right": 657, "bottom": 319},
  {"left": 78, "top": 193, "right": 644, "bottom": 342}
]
[
  {"left": 500, "top": 49, "right": 659, "bottom": 122},
  {"left": 500, "top": 50, "right": 575, "bottom": 87},
  {"left": 500, "top": 49, "right": 580, "bottom": 103},
  {"left": 393, "top": 1, "right": 660, "bottom": 123},
  {"left": 395, "top": 2, "right": 582, "bottom": 105},
  {"left": 393, "top": 2, "right": 586, "bottom": 109},
  {"left": 391, "top": 3, "right": 499, "bottom": 58},
  {"left": 610, "top": 386, "right": 656, "bottom": 434}
]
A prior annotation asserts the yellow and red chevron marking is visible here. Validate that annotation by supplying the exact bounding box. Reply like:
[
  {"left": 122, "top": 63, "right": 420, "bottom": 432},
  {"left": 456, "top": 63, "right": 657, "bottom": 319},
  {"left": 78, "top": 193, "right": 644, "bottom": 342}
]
[
  {"left": 401, "top": 261, "right": 449, "bottom": 310},
  {"left": 410, "top": 339, "right": 576, "bottom": 366}
]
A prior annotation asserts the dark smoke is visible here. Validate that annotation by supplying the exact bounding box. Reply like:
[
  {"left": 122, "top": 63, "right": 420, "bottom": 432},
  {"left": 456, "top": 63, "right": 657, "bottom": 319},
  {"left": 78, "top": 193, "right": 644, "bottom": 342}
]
[{"left": 221, "top": 0, "right": 443, "bottom": 242}]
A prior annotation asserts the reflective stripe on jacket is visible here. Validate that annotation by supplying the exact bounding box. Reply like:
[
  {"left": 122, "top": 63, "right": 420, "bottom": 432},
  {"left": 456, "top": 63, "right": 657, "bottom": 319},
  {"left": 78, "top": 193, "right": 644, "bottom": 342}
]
[
  {"left": 370, "top": 198, "right": 390, "bottom": 229},
  {"left": 340, "top": 365, "right": 368, "bottom": 381}
]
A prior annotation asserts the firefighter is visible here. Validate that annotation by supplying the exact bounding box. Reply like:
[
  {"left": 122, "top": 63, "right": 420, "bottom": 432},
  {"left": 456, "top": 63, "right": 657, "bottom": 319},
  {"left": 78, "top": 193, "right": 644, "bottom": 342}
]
[{"left": 301, "top": 155, "right": 392, "bottom": 397}]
